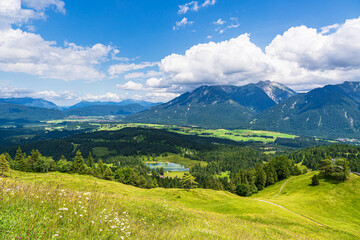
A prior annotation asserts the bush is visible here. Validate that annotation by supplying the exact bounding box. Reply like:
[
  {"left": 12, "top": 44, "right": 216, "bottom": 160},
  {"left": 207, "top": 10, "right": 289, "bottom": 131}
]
[{"left": 311, "top": 174, "right": 319, "bottom": 186}]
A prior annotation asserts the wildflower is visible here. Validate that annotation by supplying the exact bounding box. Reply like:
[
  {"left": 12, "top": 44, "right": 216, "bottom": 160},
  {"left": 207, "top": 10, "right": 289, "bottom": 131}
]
[
  {"left": 74, "top": 212, "right": 77, "bottom": 215},
  {"left": 58, "top": 208, "right": 68, "bottom": 211},
  {"left": 53, "top": 234, "right": 59, "bottom": 237},
  {"left": 80, "top": 214, "right": 83, "bottom": 217}
]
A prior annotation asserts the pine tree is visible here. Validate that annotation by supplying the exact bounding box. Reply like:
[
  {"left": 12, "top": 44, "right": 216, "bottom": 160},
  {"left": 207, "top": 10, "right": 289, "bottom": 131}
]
[
  {"left": 255, "top": 164, "right": 266, "bottom": 191},
  {"left": 180, "top": 173, "right": 198, "bottom": 191},
  {"left": 4, "top": 152, "right": 13, "bottom": 169},
  {"left": 0, "top": 154, "right": 10, "bottom": 175},
  {"left": 96, "top": 158, "right": 105, "bottom": 177},
  {"left": 14, "top": 147, "right": 25, "bottom": 171},
  {"left": 30, "top": 149, "right": 41, "bottom": 170},
  {"left": 87, "top": 152, "right": 94, "bottom": 168},
  {"left": 103, "top": 166, "right": 114, "bottom": 180},
  {"left": 72, "top": 150, "right": 85, "bottom": 174}
]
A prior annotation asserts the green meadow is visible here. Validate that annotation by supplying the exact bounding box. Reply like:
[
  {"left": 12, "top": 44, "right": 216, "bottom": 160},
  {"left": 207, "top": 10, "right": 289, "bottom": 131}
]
[
  {"left": 97, "top": 123, "right": 297, "bottom": 143},
  {"left": 1, "top": 170, "right": 359, "bottom": 239}
]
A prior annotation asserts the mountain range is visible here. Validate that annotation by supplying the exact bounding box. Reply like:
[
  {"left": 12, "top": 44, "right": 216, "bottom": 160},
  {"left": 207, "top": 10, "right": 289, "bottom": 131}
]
[
  {"left": 0, "top": 97, "right": 60, "bottom": 109},
  {"left": 1, "top": 81, "right": 360, "bottom": 139},
  {"left": 129, "top": 80, "right": 360, "bottom": 138},
  {"left": 252, "top": 81, "right": 360, "bottom": 138},
  {"left": 0, "top": 98, "right": 160, "bottom": 122},
  {"left": 127, "top": 81, "right": 296, "bottom": 128}
]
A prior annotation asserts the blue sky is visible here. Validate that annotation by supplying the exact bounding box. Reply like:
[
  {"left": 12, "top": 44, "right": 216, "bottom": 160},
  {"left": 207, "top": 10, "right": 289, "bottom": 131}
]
[{"left": 0, "top": 0, "right": 360, "bottom": 105}]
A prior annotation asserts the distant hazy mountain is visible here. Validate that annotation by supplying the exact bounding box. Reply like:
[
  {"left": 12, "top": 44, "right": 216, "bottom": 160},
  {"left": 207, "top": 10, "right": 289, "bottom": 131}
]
[
  {"left": 63, "top": 104, "right": 147, "bottom": 116},
  {"left": 127, "top": 81, "right": 296, "bottom": 128},
  {"left": 0, "top": 102, "right": 64, "bottom": 122},
  {"left": 0, "top": 97, "right": 60, "bottom": 109},
  {"left": 252, "top": 81, "right": 360, "bottom": 138},
  {"left": 66, "top": 100, "right": 161, "bottom": 110}
]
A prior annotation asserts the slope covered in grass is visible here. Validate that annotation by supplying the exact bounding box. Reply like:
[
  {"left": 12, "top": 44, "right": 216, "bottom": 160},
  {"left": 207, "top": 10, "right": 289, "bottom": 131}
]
[
  {"left": 252, "top": 172, "right": 360, "bottom": 238},
  {"left": 1, "top": 171, "right": 359, "bottom": 239}
]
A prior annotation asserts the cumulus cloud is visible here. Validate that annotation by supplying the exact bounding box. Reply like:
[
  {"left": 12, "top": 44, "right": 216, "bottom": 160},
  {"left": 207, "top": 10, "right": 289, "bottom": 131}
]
[
  {"left": 0, "top": 0, "right": 114, "bottom": 81},
  {"left": 173, "top": 17, "right": 194, "bottom": 30},
  {"left": 0, "top": 28, "right": 113, "bottom": 80},
  {"left": 266, "top": 18, "right": 360, "bottom": 71},
  {"left": 117, "top": 81, "right": 145, "bottom": 91},
  {"left": 0, "top": 0, "right": 65, "bottom": 29},
  {"left": 140, "top": 16, "right": 360, "bottom": 94}
]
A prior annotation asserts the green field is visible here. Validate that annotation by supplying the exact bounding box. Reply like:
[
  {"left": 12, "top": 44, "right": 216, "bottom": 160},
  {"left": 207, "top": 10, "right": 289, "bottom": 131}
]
[
  {"left": 97, "top": 123, "right": 297, "bottom": 143},
  {"left": 1, "top": 171, "right": 359, "bottom": 239}
]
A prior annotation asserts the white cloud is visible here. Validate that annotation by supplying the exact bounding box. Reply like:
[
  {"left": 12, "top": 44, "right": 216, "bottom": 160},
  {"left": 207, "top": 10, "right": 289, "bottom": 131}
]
[
  {"left": 22, "top": 0, "right": 66, "bottom": 14},
  {"left": 36, "top": 90, "right": 77, "bottom": 100},
  {"left": 202, "top": 0, "right": 216, "bottom": 7},
  {"left": 80, "top": 92, "right": 122, "bottom": 102},
  {"left": 215, "top": 17, "right": 239, "bottom": 34},
  {"left": 0, "top": 0, "right": 114, "bottom": 81},
  {"left": 0, "top": 86, "right": 33, "bottom": 98},
  {"left": 178, "top": 1, "right": 199, "bottom": 14},
  {"left": 320, "top": 23, "right": 340, "bottom": 34},
  {"left": 178, "top": 0, "right": 216, "bottom": 14},
  {"left": 146, "top": 16, "right": 360, "bottom": 94},
  {"left": 266, "top": 17, "right": 360, "bottom": 71},
  {"left": 213, "top": 18, "right": 225, "bottom": 25},
  {"left": 108, "top": 62, "right": 158, "bottom": 76},
  {"left": 0, "top": 28, "right": 112, "bottom": 80},
  {"left": 173, "top": 17, "right": 194, "bottom": 30},
  {"left": 117, "top": 81, "right": 144, "bottom": 91},
  {"left": 0, "top": 0, "right": 65, "bottom": 29}
]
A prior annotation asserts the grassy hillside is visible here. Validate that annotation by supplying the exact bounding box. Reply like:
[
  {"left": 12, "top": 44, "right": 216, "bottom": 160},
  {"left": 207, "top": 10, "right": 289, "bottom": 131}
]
[
  {"left": 252, "top": 171, "right": 360, "bottom": 238},
  {"left": 1, "top": 171, "right": 359, "bottom": 239}
]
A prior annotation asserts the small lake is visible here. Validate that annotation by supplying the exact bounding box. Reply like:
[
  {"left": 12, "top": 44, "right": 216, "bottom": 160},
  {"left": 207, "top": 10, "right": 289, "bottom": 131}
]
[{"left": 146, "top": 162, "right": 189, "bottom": 172}]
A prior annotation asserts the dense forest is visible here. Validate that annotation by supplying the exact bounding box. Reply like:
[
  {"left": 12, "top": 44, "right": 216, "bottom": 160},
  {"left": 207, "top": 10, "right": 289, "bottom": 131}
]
[
  {"left": 1, "top": 128, "right": 358, "bottom": 197},
  {"left": 287, "top": 144, "right": 360, "bottom": 172}
]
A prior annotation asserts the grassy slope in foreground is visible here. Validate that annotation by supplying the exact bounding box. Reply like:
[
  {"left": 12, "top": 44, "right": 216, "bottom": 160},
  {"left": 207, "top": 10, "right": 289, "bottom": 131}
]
[
  {"left": 0, "top": 171, "right": 358, "bottom": 240},
  {"left": 252, "top": 172, "right": 360, "bottom": 238}
]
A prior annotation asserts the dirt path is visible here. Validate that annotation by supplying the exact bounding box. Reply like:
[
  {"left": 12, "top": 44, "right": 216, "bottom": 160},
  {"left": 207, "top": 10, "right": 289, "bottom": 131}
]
[
  {"left": 254, "top": 199, "right": 324, "bottom": 226},
  {"left": 273, "top": 180, "right": 288, "bottom": 197}
]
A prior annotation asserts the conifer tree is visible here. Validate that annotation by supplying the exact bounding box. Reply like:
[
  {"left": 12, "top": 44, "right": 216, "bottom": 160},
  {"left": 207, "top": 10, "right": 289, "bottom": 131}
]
[
  {"left": 180, "top": 173, "right": 198, "bottom": 191},
  {"left": 30, "top": 149, "right": 41, "bottom": 170},
  {"left": 0, "top": 154, "right": 10, "bottom": 175},
  {"left": 14, "top": 147, "right": 26, "bottom": 171},
  {"left": 87, "top": 152, "right": 94, "bottom": 168},
  {"left": 72, "top": 150, "right": 85, "bottom": 174},
  {"left": 4, "top": 152, "right": 13, "bottom": 168},
  {"left": 255, "top": 164, "right": 266, "bottom": 191},
  {"left": 103, "top": 166, "right": 114, "bottom": 180},
  {"left": 97, "top": 158, "right": 105, "bottom": 176}
]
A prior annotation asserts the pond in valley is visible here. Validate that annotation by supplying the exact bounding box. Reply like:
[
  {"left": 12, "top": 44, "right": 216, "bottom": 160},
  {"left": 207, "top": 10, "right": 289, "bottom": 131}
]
[{"left": 146, "top": 162, "right": 189, "bottom": 172}]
